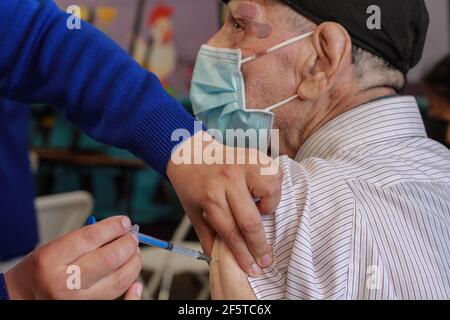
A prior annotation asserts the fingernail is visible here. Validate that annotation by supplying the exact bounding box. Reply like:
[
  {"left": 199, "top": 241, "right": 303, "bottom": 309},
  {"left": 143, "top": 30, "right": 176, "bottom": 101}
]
[
  {"left": 121, "top": 217, "right": 131, "bottom": 230},
  {"left": 259, "top": 253, "right": 273, "bottom": 268},
  {"left": 136, "top": 283, "right": 143, "bottom": 298},
  {"left": 249, "top": 263, "right": 262, "bottom": 277}
]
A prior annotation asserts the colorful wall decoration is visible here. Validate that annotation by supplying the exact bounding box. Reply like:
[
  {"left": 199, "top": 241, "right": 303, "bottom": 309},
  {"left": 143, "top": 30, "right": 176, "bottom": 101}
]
[{"left": 55, "top": 0, "right": 223, "bottom": 97}]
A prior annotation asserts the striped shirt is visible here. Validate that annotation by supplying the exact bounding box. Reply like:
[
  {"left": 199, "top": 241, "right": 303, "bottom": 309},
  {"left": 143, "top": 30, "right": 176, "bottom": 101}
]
[{"left": 249, "top": 96, "right": 450, "bottom": 300}]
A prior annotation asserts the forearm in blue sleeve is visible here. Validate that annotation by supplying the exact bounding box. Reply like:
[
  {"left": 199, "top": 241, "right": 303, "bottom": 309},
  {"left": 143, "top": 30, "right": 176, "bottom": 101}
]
[{"left": 0, "top": 0, "right": 200, "bottom": 175}]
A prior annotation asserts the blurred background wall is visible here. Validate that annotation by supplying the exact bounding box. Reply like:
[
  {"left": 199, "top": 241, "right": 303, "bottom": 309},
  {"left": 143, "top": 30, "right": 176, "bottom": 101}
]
[{"left": 408, "top": 0, "right": 449, "bottom": 83}]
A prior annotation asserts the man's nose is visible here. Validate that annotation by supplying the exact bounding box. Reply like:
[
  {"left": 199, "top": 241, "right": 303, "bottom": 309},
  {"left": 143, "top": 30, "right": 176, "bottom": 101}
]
[{"left": 206, "top": 31, "right": 231, "bottom": 48}]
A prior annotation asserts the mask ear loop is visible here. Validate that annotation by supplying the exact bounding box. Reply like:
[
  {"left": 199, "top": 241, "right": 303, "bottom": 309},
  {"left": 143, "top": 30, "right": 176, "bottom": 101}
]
[
  {"left": 242, "top": 31, "right": 314, "bottom": 64},
  {"left": 240, "top": 31, "right": 313, "bottom": 112},
  {"left": 265, "top": 95, "right": 299, "bottom": 112}
]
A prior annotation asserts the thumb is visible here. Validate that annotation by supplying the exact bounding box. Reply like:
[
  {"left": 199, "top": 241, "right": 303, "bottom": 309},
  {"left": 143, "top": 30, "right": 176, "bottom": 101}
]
[{"left": 124, "top": 282, "right": 143, "bottom": 300}]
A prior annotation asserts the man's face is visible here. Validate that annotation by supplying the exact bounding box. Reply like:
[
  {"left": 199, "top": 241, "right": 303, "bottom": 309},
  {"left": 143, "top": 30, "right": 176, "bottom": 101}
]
[{"left": 207, "top": 0, "right": 315, "bottom": 154}]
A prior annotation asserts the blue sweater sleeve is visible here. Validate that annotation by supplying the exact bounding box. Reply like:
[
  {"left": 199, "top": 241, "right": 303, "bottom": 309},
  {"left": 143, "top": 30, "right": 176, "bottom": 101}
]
[{"left": 0, "top": 0, "right": 200, "bottom": 175}]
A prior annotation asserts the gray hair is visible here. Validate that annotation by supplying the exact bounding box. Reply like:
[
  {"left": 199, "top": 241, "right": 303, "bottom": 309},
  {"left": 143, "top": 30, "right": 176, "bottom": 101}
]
[{"left": 351, "top": 45, "right": 406, "bottom": 92}]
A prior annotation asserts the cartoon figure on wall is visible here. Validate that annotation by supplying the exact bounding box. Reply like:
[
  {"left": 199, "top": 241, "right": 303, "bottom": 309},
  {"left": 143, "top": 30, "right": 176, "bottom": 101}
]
[
  {"left": 133, "top": 3, "right": 177, "bottom": 89},
  {"left": 147, "top": 4, "right": 177, "bottom": 87}
]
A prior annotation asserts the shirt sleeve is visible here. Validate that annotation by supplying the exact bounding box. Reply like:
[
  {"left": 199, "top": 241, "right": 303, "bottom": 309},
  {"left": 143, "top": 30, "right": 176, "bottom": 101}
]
[
  {"left": 0, "top": 0, "right": 200, "bottom": 175},
  {"left": 246, "top": 156, "right": 355, "bottom": 300}
]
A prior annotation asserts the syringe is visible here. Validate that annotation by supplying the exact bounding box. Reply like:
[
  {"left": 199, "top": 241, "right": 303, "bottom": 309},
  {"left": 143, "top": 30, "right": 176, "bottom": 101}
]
[
  {"left": 130, "top": 225, "right": 212, "bottom": 263},
  {"left": 85, "top": 216, "right": 212, "bottom": 263}
]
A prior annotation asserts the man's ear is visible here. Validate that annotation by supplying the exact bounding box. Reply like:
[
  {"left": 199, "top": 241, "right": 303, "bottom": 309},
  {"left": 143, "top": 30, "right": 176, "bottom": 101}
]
[{"left": 297, "top": 22, "right": 352, "bottom": 101}]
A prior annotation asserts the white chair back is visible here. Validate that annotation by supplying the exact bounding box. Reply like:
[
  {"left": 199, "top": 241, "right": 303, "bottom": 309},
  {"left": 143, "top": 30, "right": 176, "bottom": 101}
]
[{"left": 35, "top": 191, "right": 94, "bottom": 244}]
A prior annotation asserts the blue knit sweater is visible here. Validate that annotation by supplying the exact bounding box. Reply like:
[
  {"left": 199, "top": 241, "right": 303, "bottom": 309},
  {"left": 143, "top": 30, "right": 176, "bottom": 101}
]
[{"left": 0, "top": 0, "right": 200, "bottom": 261}]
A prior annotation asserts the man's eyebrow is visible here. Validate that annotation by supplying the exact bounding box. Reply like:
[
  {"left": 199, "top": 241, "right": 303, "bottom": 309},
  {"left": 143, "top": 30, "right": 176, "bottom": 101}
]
[{"left": 228, "top": 0, "right": 272, "bottom": 38}]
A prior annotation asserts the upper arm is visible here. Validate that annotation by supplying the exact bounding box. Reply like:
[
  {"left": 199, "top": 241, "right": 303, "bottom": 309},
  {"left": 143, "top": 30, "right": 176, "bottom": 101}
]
[
  {"left": 209, "top": 156, "right": 356, "bottom": 300},
  {"left": 210, "top": 238, "right": 257, "bottom": 300},
  {"left": 209, "top": 156, "right": 312, "bottom": 300},
  {"left": 208, "top": 156, "right": 306, "bottom": 300}
]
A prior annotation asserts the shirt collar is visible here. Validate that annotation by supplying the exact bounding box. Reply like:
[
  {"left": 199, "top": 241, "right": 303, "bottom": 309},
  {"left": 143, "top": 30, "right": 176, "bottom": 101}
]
[{"left": 295, "top": 96, "right": 427, "bottom": 161}]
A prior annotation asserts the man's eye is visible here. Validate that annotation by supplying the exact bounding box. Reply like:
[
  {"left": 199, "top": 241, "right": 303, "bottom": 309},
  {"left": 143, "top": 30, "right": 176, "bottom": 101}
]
[{"left": 231, "top": 19, "right": 244, "bottom": 30}]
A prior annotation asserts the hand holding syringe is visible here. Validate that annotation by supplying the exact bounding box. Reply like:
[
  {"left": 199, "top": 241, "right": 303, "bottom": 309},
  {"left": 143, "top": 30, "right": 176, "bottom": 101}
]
[{"left": 86, "top": 216, "right": 213, "bottom": 263}]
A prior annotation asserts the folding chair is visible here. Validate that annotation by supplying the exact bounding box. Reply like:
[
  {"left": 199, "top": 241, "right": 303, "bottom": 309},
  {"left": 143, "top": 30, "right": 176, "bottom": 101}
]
[{"left": 140, "top": 215, "right": 210, "bottom": 300}]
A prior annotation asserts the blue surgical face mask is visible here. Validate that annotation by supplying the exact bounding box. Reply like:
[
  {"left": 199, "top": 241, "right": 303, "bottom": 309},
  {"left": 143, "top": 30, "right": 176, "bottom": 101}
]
[{"left": 190, "top": 31, "right": 313, "bottom": 151}]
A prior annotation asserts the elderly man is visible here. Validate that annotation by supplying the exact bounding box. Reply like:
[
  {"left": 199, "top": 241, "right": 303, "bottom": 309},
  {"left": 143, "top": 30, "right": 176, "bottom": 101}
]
[{"left": 190, "top": 0, "right": 450, "bottom": 299}]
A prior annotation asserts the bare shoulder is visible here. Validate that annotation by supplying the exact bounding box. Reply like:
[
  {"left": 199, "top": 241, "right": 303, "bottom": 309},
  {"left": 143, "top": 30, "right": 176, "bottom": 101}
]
[{"left": 210, "top": 238, "right": 257, "bottom": 300}]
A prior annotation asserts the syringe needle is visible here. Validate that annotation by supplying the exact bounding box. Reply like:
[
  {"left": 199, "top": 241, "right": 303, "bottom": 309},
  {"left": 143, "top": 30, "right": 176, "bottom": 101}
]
[{"left": 170, "top": 244, "right": 213, "bottom": 263}]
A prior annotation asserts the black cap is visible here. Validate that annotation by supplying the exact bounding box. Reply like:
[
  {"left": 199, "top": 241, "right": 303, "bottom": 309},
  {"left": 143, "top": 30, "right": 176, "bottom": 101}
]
[{"left": 222, "top": 0, "right": 430, "bottom": 73}]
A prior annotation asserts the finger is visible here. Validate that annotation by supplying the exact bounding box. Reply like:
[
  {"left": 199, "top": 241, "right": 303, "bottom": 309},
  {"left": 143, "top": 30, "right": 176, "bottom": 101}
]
[
  {"left": 79, "top": 252, "right": 142, "bottom": 300},
  {"left": 45, "top": 216, "right": 132, "bottom": 264},
  {"left": 227, "top": 184, "right": 272, "bottom": 268},
  {"left": 203, "top": 196, "right": 261, "bottom": 278},
  {"left": 73, "top": 233, "right": 138, "bottom": 288},
  {"left": 124, "top": 282, "right": 143, "bottom": 300},
  {"left": 187, "top": 211, "right": 216, "bottom": 255},
  {"left": 249, "top": 165, "right": 283, "bottom": 215}
]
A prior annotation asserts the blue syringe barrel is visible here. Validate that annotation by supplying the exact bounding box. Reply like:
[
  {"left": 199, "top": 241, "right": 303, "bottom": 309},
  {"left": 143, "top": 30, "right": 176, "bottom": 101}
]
[{"left": 137, "top": 233, "right": 171, "bottom": 250}]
